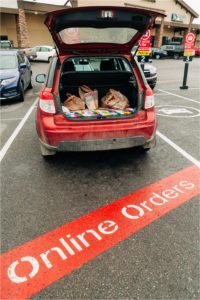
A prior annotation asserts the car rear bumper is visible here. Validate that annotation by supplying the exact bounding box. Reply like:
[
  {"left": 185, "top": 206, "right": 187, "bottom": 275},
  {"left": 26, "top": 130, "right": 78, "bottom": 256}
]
[{"left": 37, "top": 110, "right": 156, "bottom": 152}]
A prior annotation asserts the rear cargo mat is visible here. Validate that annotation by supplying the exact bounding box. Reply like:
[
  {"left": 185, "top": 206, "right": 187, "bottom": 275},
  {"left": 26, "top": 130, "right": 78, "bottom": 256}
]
[{"left": 62, "top": 107, "right": 136, "bottom": 119}]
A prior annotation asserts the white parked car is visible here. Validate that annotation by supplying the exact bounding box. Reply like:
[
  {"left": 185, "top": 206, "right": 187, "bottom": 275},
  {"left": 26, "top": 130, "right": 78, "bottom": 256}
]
[
  {"left": 32, "top": 45, "right": 56, "bottom": 62},
  {"left": 23, "top": 47, "right": 37, "bottom": 59}
]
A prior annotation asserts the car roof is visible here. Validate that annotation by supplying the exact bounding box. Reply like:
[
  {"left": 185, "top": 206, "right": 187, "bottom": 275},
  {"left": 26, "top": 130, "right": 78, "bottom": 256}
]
[
  {"left": 45, "top": 6, "right": 165, "bottom": 55},
  {"left": 35, "top": 45, "right": 54, "bottom": 48},
  {"left": 0, "top": 49, "right": 20, "bottom": 55}
]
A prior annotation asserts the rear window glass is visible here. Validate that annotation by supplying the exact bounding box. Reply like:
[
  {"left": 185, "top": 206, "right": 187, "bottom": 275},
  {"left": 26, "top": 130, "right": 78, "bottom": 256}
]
[
  {"left": 62, "top": 57, "right": 132, "bottom": 73},
  {"left": 59, "top": 28, "right": 138, "bottom": 45}
]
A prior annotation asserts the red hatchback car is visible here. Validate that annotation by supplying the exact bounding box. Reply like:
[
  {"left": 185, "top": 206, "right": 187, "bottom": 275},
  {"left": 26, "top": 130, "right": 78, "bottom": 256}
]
[{"left": 36, "top": 6, "right": 164, "bottom": 157}]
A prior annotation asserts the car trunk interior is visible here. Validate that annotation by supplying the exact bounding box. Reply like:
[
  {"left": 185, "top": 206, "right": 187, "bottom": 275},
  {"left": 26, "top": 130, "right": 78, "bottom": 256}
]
[{"left": 59, "top": 57, "right": 139, "bottom": 120}]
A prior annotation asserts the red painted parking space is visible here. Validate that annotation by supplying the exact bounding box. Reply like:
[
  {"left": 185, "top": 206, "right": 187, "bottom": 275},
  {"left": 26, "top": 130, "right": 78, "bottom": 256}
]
[{"left": 1, "top": 165, "right": 200, "bottom": 300}]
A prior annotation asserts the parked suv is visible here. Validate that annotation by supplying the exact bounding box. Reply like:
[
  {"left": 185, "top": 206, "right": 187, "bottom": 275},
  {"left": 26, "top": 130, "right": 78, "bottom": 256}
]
[
  {"left": 0, "top": 50, "right": 32, "bottom": 101},
  {"left": 151, "top": 47, "right": 167, "bottom": 59},
  {"left": 143, "top": 63, "right": 157, "bottom": 89},
  {"left": 161, "top": 44, "right": 184, "bottom": 59},
  {"left": 36, "top": 6, "right": 165, "bottom": 157}
]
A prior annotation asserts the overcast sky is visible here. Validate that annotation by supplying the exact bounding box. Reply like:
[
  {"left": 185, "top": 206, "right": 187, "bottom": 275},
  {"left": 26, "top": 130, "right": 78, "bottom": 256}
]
[{"left": 25, "top": 0, "right": 200, "bottom": 24}]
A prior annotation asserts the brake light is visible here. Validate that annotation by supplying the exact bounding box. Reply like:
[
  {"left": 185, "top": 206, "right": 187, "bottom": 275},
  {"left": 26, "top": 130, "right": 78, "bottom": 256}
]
[
  {"left": 144, "top": 88, "right": 155, "bottom": 110},
  {"left": 39, "top": 91, "right": 56, "bottom": 114},
  {"left": 100, "top": 10, "right": 115, "bottom": 18}
]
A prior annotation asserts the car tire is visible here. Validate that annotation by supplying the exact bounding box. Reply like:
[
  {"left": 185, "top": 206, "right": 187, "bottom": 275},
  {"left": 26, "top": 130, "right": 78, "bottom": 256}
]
[
  {"left": 174, "top": 53, "right": 179, "bottom": 59},
  {"left": 27, "top": 77, "right": 33, "bottom": 89},
  {"left": 141, "top": 147, "right": 151, "bottom": 152},
  {"left": 155, "top": 54, "right": 160, "bottom": 59},
  {"left": 40, "top": 141, "right": 56, "bottom": 157},
  {"left": 138, "top": 145, "right": 151, "bottom": 153},
  {"left": 19, "top": 82, "right": 25, "bottom": 102},
  {"left": 141, "top": 135, "right": 156, "bottom": 152},
  {"left": 150, "top": 84, "right": 156, "bottom": 90},
  {"left": 48, "top": 57, "right": 52, "bottom": 63}
]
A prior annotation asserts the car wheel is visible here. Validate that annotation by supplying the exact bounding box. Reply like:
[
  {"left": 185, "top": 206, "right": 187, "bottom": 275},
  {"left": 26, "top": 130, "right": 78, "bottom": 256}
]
[
  {"left": 155, "top": 54, "right": 160, "bottom": 59},
  {"left": 40, "top": 141, "right": 56, "bottom": 157},
  {"left": 27, "top": 77, "right": 33, "bottom": 89},
  {"left": 141, "top": 135, "right": 156, "bottom": 152},
  {"left": 150, "top": 84, "right": 156, "bottom": 90},
  {"left": 19, "top": 82, "right": 25, "bottom": 102},
  {"left": 174, "top": 53, "right": 179, "bottom": 59},
  {"left": 141, "top": 147, "right": 151, "bottom": 152},
  {"left": 48, "top": 57, "right": 52, "bottom": 63}
]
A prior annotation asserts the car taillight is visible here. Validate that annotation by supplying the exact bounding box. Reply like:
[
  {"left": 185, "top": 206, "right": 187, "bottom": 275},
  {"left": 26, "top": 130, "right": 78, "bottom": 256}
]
[
  {"left": 39, "top": 91, "right": 56, "bottom": 114},
  {"left": 144, "top": 88, "right": 155, "bottom": 110}
]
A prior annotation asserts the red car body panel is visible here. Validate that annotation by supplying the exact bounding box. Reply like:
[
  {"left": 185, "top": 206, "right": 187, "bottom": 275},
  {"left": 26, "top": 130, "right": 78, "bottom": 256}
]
[
  {"left": 36, "top": 6, "right": 161, "bottom": 154},
  {"left": 36, "top": 106, "right": 156, "bottom": 147},
  {"left": 44, "top": 6, "right": 165, "bottom": 55}
]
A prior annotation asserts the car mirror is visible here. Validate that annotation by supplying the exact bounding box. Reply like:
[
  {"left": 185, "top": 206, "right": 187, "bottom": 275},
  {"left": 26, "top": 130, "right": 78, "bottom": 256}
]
[
  {"left": 36, "top": 74, "right": 46, "bottom": 83},
  {"left": 20, "top": 63, "right": 27, "bottom": 69}
]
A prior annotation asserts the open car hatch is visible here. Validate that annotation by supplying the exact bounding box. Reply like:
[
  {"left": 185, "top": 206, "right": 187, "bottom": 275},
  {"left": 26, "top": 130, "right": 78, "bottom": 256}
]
[{"left": 45, "top": 6, "right": 165, "bottom": 55}]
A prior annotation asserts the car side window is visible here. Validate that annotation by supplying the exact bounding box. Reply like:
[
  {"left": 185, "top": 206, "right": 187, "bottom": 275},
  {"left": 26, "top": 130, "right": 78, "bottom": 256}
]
[
  {"left": 113, "top": 59, "right": 121, "bottom": 70},
  {"left": 36, "top": 47, "right": 41, "bottom": 52},
  {"left": 40, "top": 47, "right": 48, "bottom": 52},
  {"left": 46, "top": 57, "right": 58, "bottom": 88},
  {"left": 122, "top": 60, "right": 131, "bottom": 72},
  {"left": 17, "top": 55, "right": 21, "bottom": 65},
  {"left": 21, "top": 54, "right": 25, "bottom": 63},
  {"left": 17, "top": 54, "right": 25, "bottom": 64},
  {"left": 24, "top": 55, "right": 29, "bottom": 65}
]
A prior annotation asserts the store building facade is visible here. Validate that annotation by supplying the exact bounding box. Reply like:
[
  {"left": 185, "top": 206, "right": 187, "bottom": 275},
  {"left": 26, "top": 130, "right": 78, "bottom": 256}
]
[{"left": 0, "top": 0, "right": 199, "bottom": 48}]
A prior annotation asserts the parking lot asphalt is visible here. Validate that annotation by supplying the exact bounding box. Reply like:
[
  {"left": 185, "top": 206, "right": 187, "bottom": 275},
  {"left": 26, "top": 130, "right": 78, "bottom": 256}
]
[{"left": 1, "top": 58, "right": 200, "bottom": 299}]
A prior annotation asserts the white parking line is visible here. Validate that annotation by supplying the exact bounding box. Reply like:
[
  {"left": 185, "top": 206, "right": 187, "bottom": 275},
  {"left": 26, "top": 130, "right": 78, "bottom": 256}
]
[
  {"left": 156, "top": 130, "right": 200, "bottom": 169},
  {"left": 157, "top": 80, "right": 180, "bottom": 83},
  {"left": 159, "top": 88, "right": 200, "bottom": 91},
  {"left": 1, "top": 118, "right": 23, "bottom": 121},
  {"left": 154, "top": 93, "right": 169, "bottom": 96},
  {"left": 157, "top": 89, "right": 200, "bottom": 104},
  {"left": 0, "top": 99, "right": 38, "bottom": 162}
]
